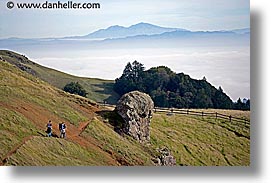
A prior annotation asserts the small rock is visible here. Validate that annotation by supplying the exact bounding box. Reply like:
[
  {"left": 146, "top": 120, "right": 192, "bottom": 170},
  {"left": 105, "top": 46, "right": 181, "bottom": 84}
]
[{"left": 154, "top": 147, "right": 176, "bottom": 166}]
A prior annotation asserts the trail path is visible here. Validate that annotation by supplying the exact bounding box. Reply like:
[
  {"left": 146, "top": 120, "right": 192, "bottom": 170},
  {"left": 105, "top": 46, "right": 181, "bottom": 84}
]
[
  {"left": 76, "top": 121, "right": 90, "bottom": 136},
  {"left": 0, "top": 120, "right": 118, "bottom": 166},
  {"left": 0, "top": 136, "right": 34, "bottom": 166}
]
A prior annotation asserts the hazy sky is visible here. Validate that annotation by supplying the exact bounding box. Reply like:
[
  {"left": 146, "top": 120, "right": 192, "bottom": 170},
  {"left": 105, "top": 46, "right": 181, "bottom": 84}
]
[{"left": 0, "top": 0, "right": 250, "bottom": 38}]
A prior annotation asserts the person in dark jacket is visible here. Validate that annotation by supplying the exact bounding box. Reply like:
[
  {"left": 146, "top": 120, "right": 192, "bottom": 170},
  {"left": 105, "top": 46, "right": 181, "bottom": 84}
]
[
  {"left": 59, "top": 122, "right": 66, "bottom": 138},
  {"left": 46, "top": 120, "right": 52, "bottom": 137}
]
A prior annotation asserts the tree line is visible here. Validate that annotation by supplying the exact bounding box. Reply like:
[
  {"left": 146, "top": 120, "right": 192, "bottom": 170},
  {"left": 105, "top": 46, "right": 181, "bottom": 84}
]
[{"left": 114, "top": 61, "right": 250, "bottom": 110}]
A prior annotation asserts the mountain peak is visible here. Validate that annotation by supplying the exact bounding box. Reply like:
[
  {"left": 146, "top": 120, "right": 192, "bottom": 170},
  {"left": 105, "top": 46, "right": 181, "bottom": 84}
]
[
  {"left": 108, "top": 25, "right": 125, "bottom": 29},
  {"left": 129, "top": 22, "right": 158, "bottom": 28},
  {"left": 84, "top": 22, "right": 184, "bottom": 39}
]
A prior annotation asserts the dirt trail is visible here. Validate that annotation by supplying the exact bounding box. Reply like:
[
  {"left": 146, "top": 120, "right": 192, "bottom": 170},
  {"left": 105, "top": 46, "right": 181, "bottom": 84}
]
[
  {"left": 76, "top": 121, "right": 90, "bottom": 136},
  {"left": 0, "top": 120, "right": 118, "bottom": 166},
  {"left": 0, "top": 136, "right": 35, "bottom": 166},
  {"left": 0, "top": 100, "right": 119, "bottom": 166}
]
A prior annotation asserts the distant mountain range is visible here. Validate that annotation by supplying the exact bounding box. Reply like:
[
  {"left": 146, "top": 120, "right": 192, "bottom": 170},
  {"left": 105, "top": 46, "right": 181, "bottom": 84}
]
[
  {"left": 62, "top": 23, "right": 249, "bottom": 40},
  {"left": 0, "top": 22, "right": 250, "bottom": 41},
  {"left": 0, "top": 22, "right": 250, "bottom": 50},
  {"left": 64, "top": 22, "right": 186, "bottom": 40},
  {"left": 230, "top": 28, "right": 250, "bottom": 34}
]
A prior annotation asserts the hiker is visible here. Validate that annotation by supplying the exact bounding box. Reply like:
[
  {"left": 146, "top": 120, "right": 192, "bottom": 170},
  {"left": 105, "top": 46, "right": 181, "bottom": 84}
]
[
  {"left": 46, "top": 120, "right": 52, "bottom": 137},
  {"left": 59, "top": 122, "right": 66, "bottom": 138}
]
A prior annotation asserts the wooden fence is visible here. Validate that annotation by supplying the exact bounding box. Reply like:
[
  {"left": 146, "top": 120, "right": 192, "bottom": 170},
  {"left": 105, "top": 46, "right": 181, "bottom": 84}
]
[
  {"left": 98, "top": 103, "right": 250, "bottom": 124},
  {"left": 153, "top": 107, "right": 250, "bottom": 123}
]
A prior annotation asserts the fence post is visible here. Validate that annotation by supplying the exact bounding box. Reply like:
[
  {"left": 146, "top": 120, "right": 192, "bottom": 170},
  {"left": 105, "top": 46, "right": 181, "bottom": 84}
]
[
  {"left": 229, "top": 115, "right": 232, "bottom": 122},
  {"left": 215, "top": 112, "right": 218, "bottom": 121},
  {"left": 202, "top": 112, "right": 204, "bottom": 118},
  {"left": 187, "top": 109, "right": 189, "bottom": 115}
]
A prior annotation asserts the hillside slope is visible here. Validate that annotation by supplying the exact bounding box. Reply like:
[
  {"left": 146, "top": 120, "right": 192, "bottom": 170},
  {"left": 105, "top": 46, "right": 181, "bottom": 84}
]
[
  {"left": 151, "top": 111, "right": 250, "bottom": 165},
  {"left": 0, "top": 55, "right": 250, "bottom": 166},
  {"left": 0, "top": 59, "right": 153, "bottom": 166},
  {"left": 0, "top": 50, "right": 119, "bottom": 104}
]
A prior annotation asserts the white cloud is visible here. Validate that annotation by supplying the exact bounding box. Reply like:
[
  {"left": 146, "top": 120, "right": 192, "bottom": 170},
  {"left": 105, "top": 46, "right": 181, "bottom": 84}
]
[{"left": 31, "top": 46, "right": 250, "bottom": 101}]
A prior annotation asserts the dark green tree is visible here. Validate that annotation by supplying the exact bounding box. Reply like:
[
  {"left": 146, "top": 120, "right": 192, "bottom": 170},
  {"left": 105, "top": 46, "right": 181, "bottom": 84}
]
[
  {"left": 114, "top": 61, "right": 145, "bottom": 95},
  {"left": 63, "top": 82, "right": 87, "bottom": 97},
  {"left": 233, "top": 98, "right": 250, "bottom": 110},
  {"left": 114, "top": 61, "right": 234, "bottom": 109}
]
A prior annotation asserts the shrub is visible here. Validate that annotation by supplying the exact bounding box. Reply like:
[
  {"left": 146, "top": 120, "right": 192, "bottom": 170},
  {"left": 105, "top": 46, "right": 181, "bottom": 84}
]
[{"left": 63, "top": 82, "right": 87, "bottom": 97}]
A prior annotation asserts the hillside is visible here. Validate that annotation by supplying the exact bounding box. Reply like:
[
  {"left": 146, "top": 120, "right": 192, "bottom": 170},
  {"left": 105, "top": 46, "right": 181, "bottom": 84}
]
[
  {"left": 0, "top": 50, "right": 119, "bottom": 104},
  {"left": 0, "top": 59, "right": 153, "bottom": 165},
  {"left": 0, "top": 55, "right": 250, "bottom": 166},
  {"left": 151, "top": 110, "right": 250, "bottom": 165}
]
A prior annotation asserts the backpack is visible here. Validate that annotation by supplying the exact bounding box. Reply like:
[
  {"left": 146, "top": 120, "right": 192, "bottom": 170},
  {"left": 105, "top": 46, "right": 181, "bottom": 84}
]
[
  {"left": 46, "top": 127, "right": 52, "bottom": 133},
  {"left": 59, "top": 123, "right": 62, "bottom": 130},
  {"left": 61, "top": 124, "right": 66, "bottom": 133}
]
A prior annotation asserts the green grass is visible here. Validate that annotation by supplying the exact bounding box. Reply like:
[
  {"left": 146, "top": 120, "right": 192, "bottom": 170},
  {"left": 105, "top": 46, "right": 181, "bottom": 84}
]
[
  {"left": 0, "top": 53, "right": 250, "bottom": 166},
  {"left": 150, "top": 112, "right": 250, "bottom": 166},
  {"left": 0, "top": 61, "right": 88, "bottom": 126},
  {"left": 6, "top": 137, "right": 102, "bottom": 166},
  {"left": 81, "top": 117, "right": 154, "bottom": 165},
  {"left": 0, "top": 50, "right": 119, "bottom": 104},
  {"left": 0, "top": 59, "right": 154, "bottom": 166},
  {"left": 0, "top": 108, "right": 39, "bottom": 159},
  {"left": 190, "top": 108, "right": 250, "bottom": 121}
]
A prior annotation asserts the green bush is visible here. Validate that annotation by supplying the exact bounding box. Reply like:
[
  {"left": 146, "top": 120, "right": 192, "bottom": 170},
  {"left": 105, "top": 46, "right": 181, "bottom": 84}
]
[{"left": 63, "top": 82, "right": 87, "bottom": 97}]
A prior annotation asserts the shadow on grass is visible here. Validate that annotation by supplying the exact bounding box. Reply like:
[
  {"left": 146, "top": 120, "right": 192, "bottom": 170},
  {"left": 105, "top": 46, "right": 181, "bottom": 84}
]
[
  {"left": 96, "top": 110, "right": 125, "bottom": 135},
  {"left": 40, "top": 131, "right": 59, "bottom": 138}
]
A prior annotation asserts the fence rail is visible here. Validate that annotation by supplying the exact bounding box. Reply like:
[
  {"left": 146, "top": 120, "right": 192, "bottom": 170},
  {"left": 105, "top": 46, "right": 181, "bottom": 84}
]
[
  {"left": 98, "top": 103, "right": 250, "bottom": 123},
  {"left": 154, "top": 107, "right": 250, "bottom": 123}
]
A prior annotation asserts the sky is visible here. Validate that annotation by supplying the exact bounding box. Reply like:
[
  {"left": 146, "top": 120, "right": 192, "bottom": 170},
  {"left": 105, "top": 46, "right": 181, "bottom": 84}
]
[
  {"left": 0, "top": 0, "right": 250, "bottom": 38},
  {"left": 0, "top": 0, "right": 250, "bottom": 101}
]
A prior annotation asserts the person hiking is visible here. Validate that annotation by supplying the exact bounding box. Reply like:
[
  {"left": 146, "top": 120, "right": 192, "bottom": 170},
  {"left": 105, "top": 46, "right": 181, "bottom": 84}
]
[
  {"left": 59, "top": 122, "right": 66, "bottom": 138},
  {"left": 46, "top": 120, "right": 52, "bottom": 137}
]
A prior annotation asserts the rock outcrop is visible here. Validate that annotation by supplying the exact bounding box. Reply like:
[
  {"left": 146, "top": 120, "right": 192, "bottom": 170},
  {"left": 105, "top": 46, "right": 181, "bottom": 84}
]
[
  {"left": 152, "top": 147, "right": 176, "bottom": 166},
  {"left": 116, "top": 91, "right": 154, "bottom": 143}
]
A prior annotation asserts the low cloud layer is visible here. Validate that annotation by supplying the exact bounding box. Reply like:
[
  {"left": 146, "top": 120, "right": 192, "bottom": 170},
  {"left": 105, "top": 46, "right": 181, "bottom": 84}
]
[{"left": 31, "top": 46, "right": 249, "bottom": 101}]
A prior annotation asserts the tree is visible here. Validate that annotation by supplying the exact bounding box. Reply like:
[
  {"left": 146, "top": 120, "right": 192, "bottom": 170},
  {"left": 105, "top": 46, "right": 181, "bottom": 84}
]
[
  {"left": 63, "top": 82, "right": 87, "bottom": 97},
  {"left": 245, "top": 99, "right": 250, "bottom": 110},
  {"left": 233, "top": 98, "right": 250, "bottom": 110},
  {"left": 122, "top": 62, "right": 133, "bottom": 79},
  {"left": 114, "top": 61, "right": 234, "bottom": 109},
  {"left": 234, "top": 98, "right": 245, "bottom": 110},
  {"left": 114, "top": 61, "right": 145, "bottom": 95},
  {"left": 132, "top": 60, "right": 145, "bottom": 81}
]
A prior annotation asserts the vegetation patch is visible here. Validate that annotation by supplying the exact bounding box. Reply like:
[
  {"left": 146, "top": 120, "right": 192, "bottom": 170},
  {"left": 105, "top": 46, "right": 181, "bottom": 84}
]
[
  {"left": 81, "top": 118, "right": 153, "bottom": 165},
  {"left": 150, "top": 112, "right": 250, "bottom": 166},
  {"left": 6, "top": 137, "right": 100, "bottom": 166},
  {"left": 0, "top": 50, "right": 120, "bottom": 104},
  {"left": 0, "top": 108, "right": 39, "bottom": 160}
]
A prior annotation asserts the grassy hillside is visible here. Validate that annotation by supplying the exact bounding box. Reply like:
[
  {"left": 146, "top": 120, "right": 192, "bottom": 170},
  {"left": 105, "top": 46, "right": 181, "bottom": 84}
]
[
  {"left": 0, "top": 55, "right": 250, "bottom": 166},
  {"left": 150, "top": 111, "right": 250, "bottom": 166},
  {"left": 0, "top": 59, "right": 155, "bottom": 165},
  {"left": 0, "top": 50, "right": 119, "bottom": 104},
  {"left": 5, "top": 137, "right": 102, "bottom": 166}
]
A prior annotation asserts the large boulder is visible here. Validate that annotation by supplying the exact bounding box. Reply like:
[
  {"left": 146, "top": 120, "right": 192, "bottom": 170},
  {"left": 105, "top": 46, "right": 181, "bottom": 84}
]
[{"left": 115, "top": 91, "right": 154, "bottom": 143}]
